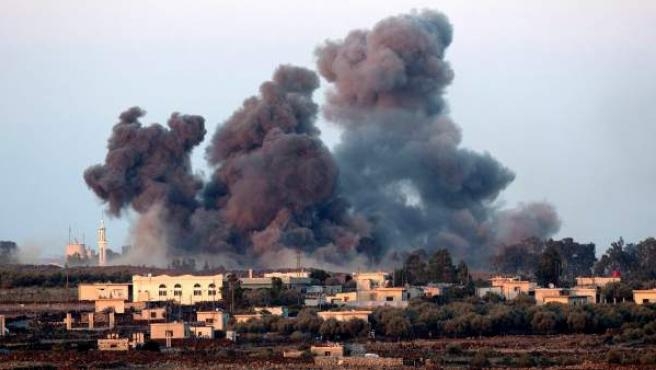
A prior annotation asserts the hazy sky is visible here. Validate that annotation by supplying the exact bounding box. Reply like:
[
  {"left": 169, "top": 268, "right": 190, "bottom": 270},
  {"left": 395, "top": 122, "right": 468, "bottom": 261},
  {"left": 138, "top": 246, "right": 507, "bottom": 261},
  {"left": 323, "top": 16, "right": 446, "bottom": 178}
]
[{"left": 1, "top": 0, "right": 655, "bottom": 260}]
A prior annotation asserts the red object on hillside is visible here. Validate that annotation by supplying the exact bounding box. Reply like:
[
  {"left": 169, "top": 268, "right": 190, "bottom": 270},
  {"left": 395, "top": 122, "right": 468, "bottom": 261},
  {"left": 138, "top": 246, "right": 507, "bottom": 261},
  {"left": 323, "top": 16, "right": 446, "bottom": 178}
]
[{"left": 611, "top": 270, "right": 621, "bottom": 278}]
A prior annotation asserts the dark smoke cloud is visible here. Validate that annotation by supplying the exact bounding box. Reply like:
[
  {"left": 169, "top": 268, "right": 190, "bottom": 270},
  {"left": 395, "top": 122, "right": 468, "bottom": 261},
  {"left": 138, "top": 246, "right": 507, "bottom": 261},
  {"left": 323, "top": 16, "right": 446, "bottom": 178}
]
[
  {"left": 316, "top": 9, "right": 560, "bottom": 264},
  {"left": 85, "top": 10, "right": 559, "bottom": 268}
]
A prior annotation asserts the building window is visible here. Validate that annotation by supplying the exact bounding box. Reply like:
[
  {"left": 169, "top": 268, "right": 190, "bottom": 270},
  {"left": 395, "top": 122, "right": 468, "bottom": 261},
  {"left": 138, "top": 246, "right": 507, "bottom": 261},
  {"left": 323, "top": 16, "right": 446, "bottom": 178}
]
[
  {"left": 174, "top": 283, "right": 182, "bottom": 297},
  {"left": 208, "top": 283, "right": 216, "bottom": 296},
  {"left": 205, "top": 318, "right": 214, "bottom": 324},
  {"left": 165, "top": 330, "right": 173, "bottom": 338},
  {"left": 644, "top": 299, "right": 650, "bottom": 304},
  {"left": 386, "top": 296, "right": 394, "bottom": 301},
  {"left": 150, "top": 312, "right": 157, "bottom": 319},
  {"left": 193, "top": 283, "right": 202, "bottom": 296},
  {"left": 159, "top": 284, "right": 167, "bottom": 297}
]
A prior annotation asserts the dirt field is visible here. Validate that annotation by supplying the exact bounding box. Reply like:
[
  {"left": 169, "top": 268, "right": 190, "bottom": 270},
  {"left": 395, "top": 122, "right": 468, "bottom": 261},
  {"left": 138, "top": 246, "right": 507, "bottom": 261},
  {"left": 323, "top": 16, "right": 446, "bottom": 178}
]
[{"left": 1, "top": 334, "right": 655, "bottom": 369}]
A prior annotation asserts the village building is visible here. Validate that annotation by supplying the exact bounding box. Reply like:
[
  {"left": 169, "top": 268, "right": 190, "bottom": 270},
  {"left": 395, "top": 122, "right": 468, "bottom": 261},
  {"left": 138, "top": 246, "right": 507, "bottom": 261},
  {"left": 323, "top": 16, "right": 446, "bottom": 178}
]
[
  {"left": 489, "top": 276, "right": 536, "bottom": 300},
  {"left": 133, "top": 307, "right": 167, "bottom": 321},
  {"left": 633, "top": 289, "right": 656, "bottom": 304},
  {"left": 78, "top": 283, "right": 131, "bottom": 301},
  {"left": 98, "top": 334, "right": 129, "bottom": 351},
  {"left": 150, "top": 322, "right": 189, "bottom": 340},
  {"left": 94, "top": 298, "right": 125, "bottom": 314},
  {"left": 196, "top": 310, "right": 229, "bottom": 331},
  {"left": 317, "top": 310, "right": 371, "bottom": 322},
  {"left": 233, "top": 313, "right": 263, "bottom": 324},
  {"left": 311, "top": 343, "right": 344, "bottom": 357},
  {"left": 132, "top": 274, "right": 223, "bottom": 305},
  {"left": 190, "top": 325, "right": 214, "bottom": 338},
  {"left": 575, "top": 276, "right": 621, "bottom": 288}
]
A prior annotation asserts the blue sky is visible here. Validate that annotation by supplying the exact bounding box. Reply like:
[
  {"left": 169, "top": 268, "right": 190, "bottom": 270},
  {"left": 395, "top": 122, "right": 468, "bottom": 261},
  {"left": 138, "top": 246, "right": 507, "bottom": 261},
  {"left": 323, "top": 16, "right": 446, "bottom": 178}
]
[{"left": 1, "top": 0, "right": 655, "bottom": 260}]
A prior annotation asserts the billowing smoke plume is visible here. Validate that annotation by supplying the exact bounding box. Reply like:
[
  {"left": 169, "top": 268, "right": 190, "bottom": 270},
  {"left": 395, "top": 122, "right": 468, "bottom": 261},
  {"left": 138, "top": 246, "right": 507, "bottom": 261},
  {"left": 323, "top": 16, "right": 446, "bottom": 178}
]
[
  {"left": 85, "top": 10, "right": 559, "bottom": 268},
  {"left": 316, "top": 9, "right": 560, "bottom": 264},
  {"left": 85, "top": 66, "right": 373, "bottom": 267}
]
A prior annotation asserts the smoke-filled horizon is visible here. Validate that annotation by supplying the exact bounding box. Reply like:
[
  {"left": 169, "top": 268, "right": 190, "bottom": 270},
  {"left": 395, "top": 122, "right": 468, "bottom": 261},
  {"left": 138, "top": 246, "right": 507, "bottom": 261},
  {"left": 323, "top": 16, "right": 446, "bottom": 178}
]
[{"left": 84, "top": 10, "right": 559, "bottom": 268}]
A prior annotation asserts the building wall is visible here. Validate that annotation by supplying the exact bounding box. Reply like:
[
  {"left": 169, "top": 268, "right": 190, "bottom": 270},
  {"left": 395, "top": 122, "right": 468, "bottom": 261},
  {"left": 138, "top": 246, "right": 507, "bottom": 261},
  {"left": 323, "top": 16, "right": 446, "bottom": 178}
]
[
  {"left": 254, "top": 306, "right": 287, "bottom": 317},
  {"left": 543, "top": 296, "right": 588, "bottom": 305},
  {"left": 190, "top": 326, "right": 214, "bottom": 338},
  {"left": 311, "top": 345, "right": 344, "bottom": 357},
  {"left": 373, "top": 288, "right": 407, "bottom": 302},
  {"left": 150, "top": 322, "right": 188, "bottom": 339},
  {"left": 570, "top": 287, "right": 597, "bottom": 304},
  {"left": 317, "top": 310, "right": 371, "bottom": 322},
  {"left": 95, "top": 299, "right": 125, "bottom": 314},
  {"left": 133, "top": 308, "right": 167, "bottom": 321},
  {"left": 197, "top": 311, "right": 229, "bottom": 331},
  {"left": 233, "top": 314, "right": 263, "bottom": 324},
  {"left": 264, "top": 271, "right": 311, "bottom": 279},
  {"left": 132, "top": 274, "right": 223, "bottom": 305},
  {"left": 98, "top": 338, "right": 129, "bottom": 351},
  {"left": 239, "top": 277, "right": 273, "bottom": 290},
  {"left": 634, "top": 290, "right": 656, "bottom": 305},
  {"left": 79, "top": 283, "right": 130, "bottom": 301},
  {"left": 490, "top": 277, "right": 535, "bottom": 300},
  {"left": 353, "top": 272, "right": 390, "bottom": 291},
  {"left": 576, "top": 276, "right": 621, "bottom": 287}
]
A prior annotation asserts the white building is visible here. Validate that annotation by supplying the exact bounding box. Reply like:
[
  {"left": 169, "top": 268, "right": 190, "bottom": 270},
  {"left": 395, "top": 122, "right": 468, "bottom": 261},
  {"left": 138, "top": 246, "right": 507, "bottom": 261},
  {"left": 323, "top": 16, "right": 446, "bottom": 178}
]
[{"left": 132, "top": 274, "right": 224, "bottom": 305}]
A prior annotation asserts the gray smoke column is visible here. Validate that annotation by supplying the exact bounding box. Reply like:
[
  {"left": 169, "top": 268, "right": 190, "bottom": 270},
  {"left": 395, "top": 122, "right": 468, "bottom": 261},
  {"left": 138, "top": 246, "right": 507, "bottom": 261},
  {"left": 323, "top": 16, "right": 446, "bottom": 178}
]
[
  {"left": 201, "top": 65, "right": 373, "bottom": 264},
  {"left": 84, "top": 107, "right": 207, "bottom": 255},
  {"left": 316, "top": 10, "right": 560, "bottom": 264}
]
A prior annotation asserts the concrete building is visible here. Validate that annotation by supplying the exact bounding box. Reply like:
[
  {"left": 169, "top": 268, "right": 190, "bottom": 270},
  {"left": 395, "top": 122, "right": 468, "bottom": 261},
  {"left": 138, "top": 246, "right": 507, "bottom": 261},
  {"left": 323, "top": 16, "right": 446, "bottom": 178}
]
[
  {"left": 133, "top": 307, "right": 167, "bottom": 321},
  {"left": 353, "top": 272, "right": 390, "bottom": 291},
  {"left": 95, "top": 298, "right": 125, "bottom": 314},
  {"left": 239, "top": 277, "right": 274, "bottom": 290},
  {"left": 190, "top": 325, "right": 214, "bottom": 338},
  {"left": 575, "top": 276, "right": 621, "bottom": 288},
  {"left": 543, "top": 295, "right": 588, "bottom": 305},
  {"left": 78, "top": 283, "right": 130, "bottom": 301},
  {"left": 0, "top": 315, "right": 5, "bottom": 337},
  {"left": 490, "top": 276, "right": 536, "bottom": 300},
  {"left": 233, "top": 313, "right": 263, "bottom": 324},
  {"left": 98, "top": 334, "right": 129, "bottom": 351},
  {"left": 65, "top": 241, "right": 93, "bottom": 262},
  {"left": 423, "top": 284, "right": 451, "bottom": 298},
  {"left": 264, "top": 271, "right": 310, "bottom": 279},
  {"left": 634, "top": 289, "right": 656, "bottom": 304},
  {"left": 311, "top": 344, "right": 344, "bottom": 357},
  {"left": 317, "top": 310, "right": 371, "bottom": 322},
  {"left": 263, "top": 271, "right": 312, "bottom": 287},
  {"left": 254, "top": 306, "right": 288, "bottom": 317},
  {"left": 196, "top": 310, "right": 229, "bottom": 331},
  {"left": 150, "top": 322, "right": 189, "bottom": 340},
  {"left": 476, "top": 286, "right": 503, "bottom": 299},
  {"left": 535, "top": 288, "right": 595, "bottom": 305},
  {"left": 132, "top": 274, "right": 223, "bottom": 305}
]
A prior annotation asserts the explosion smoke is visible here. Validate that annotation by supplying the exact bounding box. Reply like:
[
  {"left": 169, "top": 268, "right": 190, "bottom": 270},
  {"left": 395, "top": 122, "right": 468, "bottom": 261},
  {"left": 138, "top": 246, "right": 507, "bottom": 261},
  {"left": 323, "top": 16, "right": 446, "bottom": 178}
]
[
  {"left": 85, "top": 10, "right": 559, "bottom": 267},
  {"left": 316, "top": 9, "right": 560, "bottom": 263}
]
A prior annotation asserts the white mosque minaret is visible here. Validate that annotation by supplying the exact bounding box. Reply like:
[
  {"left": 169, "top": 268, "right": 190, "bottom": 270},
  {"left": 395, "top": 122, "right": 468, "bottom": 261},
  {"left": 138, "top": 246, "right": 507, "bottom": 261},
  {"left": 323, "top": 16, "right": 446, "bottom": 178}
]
[{"left": 98, "top": 218, "right": 108, "bottom": 266}]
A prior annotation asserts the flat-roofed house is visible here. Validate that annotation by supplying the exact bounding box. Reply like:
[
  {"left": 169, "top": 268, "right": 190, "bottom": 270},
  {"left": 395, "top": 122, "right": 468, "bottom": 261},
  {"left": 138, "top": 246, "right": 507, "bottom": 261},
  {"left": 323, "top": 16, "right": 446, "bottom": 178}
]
[
  {"left": 317, "top": 310, "right": 371, "bottom": 322},
  {"left": 95, "top": 298, "right": 126, "bottom": 314},
  {"left": 150, "top": 322, "right": 189, "bottom": 340},
  {"left": 634, "top": 289, "right": 656, "bottom": 305},
  {"left": 79, "top": 283, "right": 131, "bottom": 301},
  {"left": 490, "top": 277, "right": 536, "bottom": 300},
  {"left": 196, "top": 310, "right": 229, "bottom": 331},
  {"left": 132, "top": 274, "right": 223, "bottom": 305},
  {"left": 576, "top": 276, "right": 621, "bottom": 288}
]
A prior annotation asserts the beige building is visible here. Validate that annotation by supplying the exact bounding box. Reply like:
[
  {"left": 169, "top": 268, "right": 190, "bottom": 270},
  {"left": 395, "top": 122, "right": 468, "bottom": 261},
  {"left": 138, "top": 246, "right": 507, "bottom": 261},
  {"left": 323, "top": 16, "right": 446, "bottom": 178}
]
[
  {"left": 132, "top": 274, "right": 223, "bottom": 305},
  {"left": 190, "top": 325, "right": 214, "bottom": 338},
  {"left": 233, "top": 313, "right": 263, "bottom": 324},
  {"left": 543, "top": 295, "right": 588, "bottom": 305},
  {"left": 490, "top": 277, "right": 536, "bottom": 300},
  {"left": 311, "top": 344, "right": 344, "bottom": 357},
  {"left": 535, "top": 288, "right": 595, "bottom": 305},
  {"left": 150, "top": 322, "right": 189, "bottom": 339},
  {"left": 95, "top": 298, "right": 125, "bottom": 314},
  {"left": 254, "top": 306, "right": 288, "bottom": 317},
  {"left": 65, "top": 241, "right": 93, "bottom": 260},
  {"left": 634, "top": 289, "right": 656, "bottom": 304},
  {"left": 317, "top": 310, "right": 371, "bottom": 322},
  {"left": 98, "top": 334, "right": 129, "bottom": 351},
  {"left": 196, "top": 310, "right": 229, "bottom": 331},
  {"left": 575, "top": 276, "right": 621, "bottom": 288},
  {"left": 264, "top": 271, "right": 311, "bottom": 279},
  {"left": 353, "top": 272, "right": 390, "bottom": 291},
  {"left": 133, "top": 307, "right": 167, "bottom": 321},
  {"left": 239, "top": 277, "right": 274, "bottom": 290},
  {"left": 78, "top": 283, "right": 130, "bottom": 301}
]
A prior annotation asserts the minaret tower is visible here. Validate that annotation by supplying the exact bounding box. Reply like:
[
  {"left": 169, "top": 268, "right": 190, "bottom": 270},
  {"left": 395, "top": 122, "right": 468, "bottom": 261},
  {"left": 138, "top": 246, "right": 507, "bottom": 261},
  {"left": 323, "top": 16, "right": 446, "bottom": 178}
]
[{"left": 98, "top": 218, "right": 107, "bottom": 266}]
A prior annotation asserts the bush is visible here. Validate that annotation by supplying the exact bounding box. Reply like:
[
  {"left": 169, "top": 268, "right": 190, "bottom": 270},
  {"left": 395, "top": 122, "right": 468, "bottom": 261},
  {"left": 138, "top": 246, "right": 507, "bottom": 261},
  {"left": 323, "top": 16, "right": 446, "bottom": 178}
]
[
  {"left": 469, "top": 351, "right": 490, "bottom": 368},
  {"left": 445, "top": 343, "right": 463, "bottom": 355}
]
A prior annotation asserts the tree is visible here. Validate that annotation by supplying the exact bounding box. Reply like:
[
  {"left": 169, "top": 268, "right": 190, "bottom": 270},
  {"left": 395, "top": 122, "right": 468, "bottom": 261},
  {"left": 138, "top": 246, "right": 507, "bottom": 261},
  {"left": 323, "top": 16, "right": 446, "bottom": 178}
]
[
  {"left": 404, "top": 250, "right": 428, "bottom": 285},
  {"left": 427, "top": 249, "right": 455, "bottom": 283},
  {"left": 0, "top": 241, "right": 18, "bottom": 265},
  {"left": 455, "top": 260, "right": 471, "bottom": 285},
  {"left": 384, "top": 315, "right": 411, "bottom": 339},
  {"left": 536, "top": 245, "right": 562, "bottom": 287},
  {"left": 492, "top": 237, "right": 543, "bottom": 276}
]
